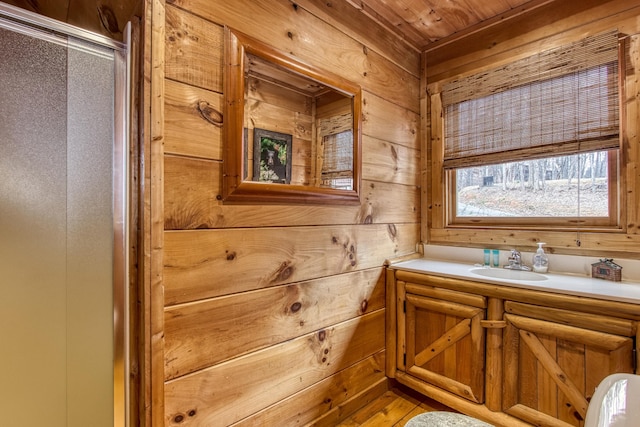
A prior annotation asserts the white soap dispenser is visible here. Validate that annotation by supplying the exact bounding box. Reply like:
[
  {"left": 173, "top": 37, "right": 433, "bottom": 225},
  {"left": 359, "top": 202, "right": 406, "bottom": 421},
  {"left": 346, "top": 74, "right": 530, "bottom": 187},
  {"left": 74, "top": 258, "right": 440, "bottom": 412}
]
[{"left": 532, "top": 242, "right": 549, "bottom": 273}]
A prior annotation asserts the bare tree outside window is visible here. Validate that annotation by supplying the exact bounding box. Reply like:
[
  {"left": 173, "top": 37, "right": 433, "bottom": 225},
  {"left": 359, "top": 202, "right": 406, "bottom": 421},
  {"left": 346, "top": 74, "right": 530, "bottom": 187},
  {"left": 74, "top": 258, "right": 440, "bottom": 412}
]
[{"left": 455, "top": 153, "right": 609, "bottom": 217}]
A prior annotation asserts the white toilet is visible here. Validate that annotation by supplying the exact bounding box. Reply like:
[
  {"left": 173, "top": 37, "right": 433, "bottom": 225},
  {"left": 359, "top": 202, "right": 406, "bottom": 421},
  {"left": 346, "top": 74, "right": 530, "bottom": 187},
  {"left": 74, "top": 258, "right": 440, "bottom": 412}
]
[{"left": 584, "top": 373, "right": 640, "bottom": 427}]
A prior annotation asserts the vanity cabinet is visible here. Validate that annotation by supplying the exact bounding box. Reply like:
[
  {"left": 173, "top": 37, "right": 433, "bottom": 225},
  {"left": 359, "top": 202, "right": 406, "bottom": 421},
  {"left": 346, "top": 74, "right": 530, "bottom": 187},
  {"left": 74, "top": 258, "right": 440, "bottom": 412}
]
[
  {"left": 403, "top": 282, "right": 486, "bottom": 403},
  {"left": 502, "top": 302, "right": 635, "bottom": 426},
  {"left": 386, "top": 268, "right": 639, "bottom": 427}
]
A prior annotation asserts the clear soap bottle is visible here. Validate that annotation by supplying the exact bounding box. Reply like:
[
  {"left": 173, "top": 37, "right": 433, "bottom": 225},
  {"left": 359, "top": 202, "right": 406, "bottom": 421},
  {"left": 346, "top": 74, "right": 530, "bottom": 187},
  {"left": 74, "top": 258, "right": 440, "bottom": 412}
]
[{"left": 532, "top": 242, "right": 549, "bottom": 273}]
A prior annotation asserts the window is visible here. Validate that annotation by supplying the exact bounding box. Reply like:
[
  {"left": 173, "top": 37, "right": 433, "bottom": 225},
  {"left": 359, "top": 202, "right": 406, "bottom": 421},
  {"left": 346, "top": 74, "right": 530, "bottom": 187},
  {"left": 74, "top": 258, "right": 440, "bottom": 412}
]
[
  {"left": 441, "top": 30, "right": 621, "bottom": 229},
  {"left": 315, "top": 112, "right": 354, "bottom": 190},
  {"left": 321, "top": 130, "right": 353, "bottom": 189},
  {"left": 454, "top": 152, "right": 614, "bottom": 219}
]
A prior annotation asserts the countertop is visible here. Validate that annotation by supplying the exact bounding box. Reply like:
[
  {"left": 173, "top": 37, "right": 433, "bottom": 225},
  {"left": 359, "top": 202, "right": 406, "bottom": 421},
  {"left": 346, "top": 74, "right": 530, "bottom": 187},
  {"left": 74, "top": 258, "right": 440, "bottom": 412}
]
[{"left": 389, "top": 258, "right": 640, "bottom": 305}]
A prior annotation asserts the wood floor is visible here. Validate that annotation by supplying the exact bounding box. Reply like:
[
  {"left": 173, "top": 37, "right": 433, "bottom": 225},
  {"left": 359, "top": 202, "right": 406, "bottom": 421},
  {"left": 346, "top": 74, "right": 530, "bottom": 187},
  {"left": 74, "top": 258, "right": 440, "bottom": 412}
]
[{"left": 336, "top": 384, "right": 456, "bottom": 426}]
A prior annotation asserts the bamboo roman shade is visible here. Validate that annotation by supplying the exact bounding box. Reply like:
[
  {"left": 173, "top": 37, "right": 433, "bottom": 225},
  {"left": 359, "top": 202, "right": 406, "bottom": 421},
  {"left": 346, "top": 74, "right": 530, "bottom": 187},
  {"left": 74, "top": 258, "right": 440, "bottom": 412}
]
[
  {"left": 317, "top": 112, "right": 353, "bottom": 184},
  {"left": 322, "top": 130, "right": 353, "bottom": 178},
  {"left": 442, "top": 30, "right": 620, "bottom": 169}
]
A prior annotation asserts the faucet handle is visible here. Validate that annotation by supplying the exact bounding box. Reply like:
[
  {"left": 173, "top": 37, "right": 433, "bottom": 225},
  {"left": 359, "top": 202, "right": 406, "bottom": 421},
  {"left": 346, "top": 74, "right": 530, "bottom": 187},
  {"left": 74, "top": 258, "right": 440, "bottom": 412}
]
[{"left": 507, "top": 250, "right": 523, "bottom": 268}]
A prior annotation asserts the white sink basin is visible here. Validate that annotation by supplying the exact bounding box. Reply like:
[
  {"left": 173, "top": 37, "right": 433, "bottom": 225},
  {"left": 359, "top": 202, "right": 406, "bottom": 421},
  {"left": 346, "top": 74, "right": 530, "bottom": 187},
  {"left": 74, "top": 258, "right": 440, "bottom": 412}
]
[{"left": 470, "top": 267, "right": 548, "bottom": 281}]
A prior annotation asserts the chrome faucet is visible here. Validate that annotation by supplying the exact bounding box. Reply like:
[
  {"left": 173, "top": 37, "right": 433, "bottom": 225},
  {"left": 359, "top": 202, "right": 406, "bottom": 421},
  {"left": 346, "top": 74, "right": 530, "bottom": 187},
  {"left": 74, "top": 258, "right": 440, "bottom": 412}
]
[{"left": 505, "top": 250, "right": 531, "bottom": 271}]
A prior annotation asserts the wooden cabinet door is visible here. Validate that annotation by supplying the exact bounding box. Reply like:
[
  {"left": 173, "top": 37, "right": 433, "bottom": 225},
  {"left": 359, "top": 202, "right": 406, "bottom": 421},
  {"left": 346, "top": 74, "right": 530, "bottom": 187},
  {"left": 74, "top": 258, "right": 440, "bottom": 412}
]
[
  {"left": 503, "top": 313, "right": 635, "bottom": 427},
  {"left": 403, "top": 283, "right": 486, "bottom": 403}
]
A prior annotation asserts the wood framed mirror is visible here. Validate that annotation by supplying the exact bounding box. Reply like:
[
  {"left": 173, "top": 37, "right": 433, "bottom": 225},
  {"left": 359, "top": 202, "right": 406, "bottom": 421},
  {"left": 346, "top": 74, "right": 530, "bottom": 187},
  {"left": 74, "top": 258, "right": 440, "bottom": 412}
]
[{"left": 223, "top": 27, "right": 362, "bottom": 204}]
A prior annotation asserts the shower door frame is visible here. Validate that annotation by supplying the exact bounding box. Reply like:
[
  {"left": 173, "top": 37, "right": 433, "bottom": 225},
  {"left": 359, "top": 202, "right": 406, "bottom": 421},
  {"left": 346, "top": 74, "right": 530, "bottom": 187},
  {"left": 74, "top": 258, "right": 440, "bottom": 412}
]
[{"left": 0, "top": 4, "right": 131, "bottom": 427}]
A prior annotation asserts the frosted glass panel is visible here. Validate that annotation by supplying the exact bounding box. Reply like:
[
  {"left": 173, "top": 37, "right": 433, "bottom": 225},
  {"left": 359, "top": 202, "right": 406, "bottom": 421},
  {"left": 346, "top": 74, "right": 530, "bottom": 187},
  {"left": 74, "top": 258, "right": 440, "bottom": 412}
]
[
  {"left": 0, "top": 26, "right": 69, "bottom": 426},
  {"left": 0, "top": 21, "right": 117, "bottom": 427},
  {"left": 66, "top": 39, "right": 115, "bottom": 427}
]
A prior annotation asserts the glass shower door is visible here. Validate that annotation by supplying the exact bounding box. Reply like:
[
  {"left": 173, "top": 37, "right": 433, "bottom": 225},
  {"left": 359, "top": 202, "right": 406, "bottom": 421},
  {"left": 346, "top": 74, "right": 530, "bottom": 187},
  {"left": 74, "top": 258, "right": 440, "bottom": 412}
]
[{"left": 0, "top": 9, "right": 128, "bottom": 427}]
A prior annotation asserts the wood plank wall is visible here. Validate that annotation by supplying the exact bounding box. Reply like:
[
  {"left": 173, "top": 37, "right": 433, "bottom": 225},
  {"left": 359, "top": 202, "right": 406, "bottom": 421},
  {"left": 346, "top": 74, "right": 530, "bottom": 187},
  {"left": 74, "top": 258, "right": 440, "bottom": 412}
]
[{"left": 151, "top": 0, "right": 421, "bottom": 425}]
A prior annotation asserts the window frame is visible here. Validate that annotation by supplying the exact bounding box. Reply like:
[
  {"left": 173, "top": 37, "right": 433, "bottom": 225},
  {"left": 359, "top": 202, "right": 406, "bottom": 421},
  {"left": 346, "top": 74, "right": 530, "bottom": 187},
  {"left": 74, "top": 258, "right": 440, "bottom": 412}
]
[{"left": 428, "top": 32, "right": 627, "bottom": 235}]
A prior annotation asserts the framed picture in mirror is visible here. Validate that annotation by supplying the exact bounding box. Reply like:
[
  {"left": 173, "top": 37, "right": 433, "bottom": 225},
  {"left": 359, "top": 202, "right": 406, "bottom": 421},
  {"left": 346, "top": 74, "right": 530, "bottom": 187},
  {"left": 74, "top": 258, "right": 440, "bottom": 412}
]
[{"left": 252, "top": 128, "right": 292, "bottom": 184}]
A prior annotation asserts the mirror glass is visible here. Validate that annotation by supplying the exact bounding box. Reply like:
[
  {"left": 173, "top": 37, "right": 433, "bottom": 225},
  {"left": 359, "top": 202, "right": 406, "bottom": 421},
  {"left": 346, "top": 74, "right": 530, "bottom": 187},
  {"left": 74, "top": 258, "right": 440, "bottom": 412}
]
[{"left": 223, "top": 28, "right": 362, "bottom": 204}]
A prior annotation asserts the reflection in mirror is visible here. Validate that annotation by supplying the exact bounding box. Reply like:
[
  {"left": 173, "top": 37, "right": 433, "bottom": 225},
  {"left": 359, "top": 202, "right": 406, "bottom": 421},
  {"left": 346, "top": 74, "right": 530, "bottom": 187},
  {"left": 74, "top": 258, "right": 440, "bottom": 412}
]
[
  {"left": 251, "top": 127, "right": 292, "bottom": 184},
  {"left": 316, "top": 110, "right": 353, "bottom": 189},
  {"left": 244, "top": 52, "right": 354, "bottom": 189},
  {"left": 223, "top": 27, "right": 362, "bottom": 204}
]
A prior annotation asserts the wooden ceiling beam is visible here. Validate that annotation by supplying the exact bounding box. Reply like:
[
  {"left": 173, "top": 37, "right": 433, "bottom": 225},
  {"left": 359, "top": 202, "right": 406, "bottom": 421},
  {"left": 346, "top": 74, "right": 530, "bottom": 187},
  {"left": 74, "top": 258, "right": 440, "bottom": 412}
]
[
  {"left": 342, "top": 0, "right": 426, "bottom": 49},
  {"left": 421, "top": 0, "right": 556, "bottom": 52}
]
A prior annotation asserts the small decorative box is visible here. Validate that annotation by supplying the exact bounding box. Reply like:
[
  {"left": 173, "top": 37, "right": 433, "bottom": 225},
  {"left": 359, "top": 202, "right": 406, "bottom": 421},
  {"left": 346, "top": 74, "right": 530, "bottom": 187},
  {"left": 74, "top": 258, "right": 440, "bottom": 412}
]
[{"left": 591, "top": 259, "right": 622, "bottom": 281}]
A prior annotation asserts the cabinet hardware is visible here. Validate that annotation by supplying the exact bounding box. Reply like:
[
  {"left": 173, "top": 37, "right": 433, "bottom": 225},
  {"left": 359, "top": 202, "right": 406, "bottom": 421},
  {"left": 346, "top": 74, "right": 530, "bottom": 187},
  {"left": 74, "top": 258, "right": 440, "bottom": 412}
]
[{"left": 480, "top": 320, "right": 507, "bottom": 329}]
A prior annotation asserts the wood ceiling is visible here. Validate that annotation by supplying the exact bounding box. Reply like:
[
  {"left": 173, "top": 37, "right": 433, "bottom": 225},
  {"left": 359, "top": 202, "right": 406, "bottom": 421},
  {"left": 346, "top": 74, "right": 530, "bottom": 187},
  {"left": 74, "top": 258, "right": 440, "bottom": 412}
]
[
  {"left": 1, "top": 0, "right": 617, "bottom": 66},
  {"left": 1, "top": 0, "right": 584, "bottom": 49},
  {"left": 343, "top": 0, "right": 555, "bottom": 51}
]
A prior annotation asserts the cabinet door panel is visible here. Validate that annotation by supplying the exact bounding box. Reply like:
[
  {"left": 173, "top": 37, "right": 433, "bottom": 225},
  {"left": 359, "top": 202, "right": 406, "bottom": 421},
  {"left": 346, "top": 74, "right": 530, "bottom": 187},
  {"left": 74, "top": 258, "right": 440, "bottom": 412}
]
[
  {"left": 504, "top": 314, "right": 634, "bottom": 427},
  {"left": 405, "top": 293, "right": 485, "bottom": 403},
  {"left": 518, "top": 330, "right": 538, "bottom": 410},
  {"left": 557, "top": 339, "right": 585, "bottom": 424},
  {"left": 414, "top": 308, "right": 446, "bottom": 370}
]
